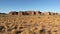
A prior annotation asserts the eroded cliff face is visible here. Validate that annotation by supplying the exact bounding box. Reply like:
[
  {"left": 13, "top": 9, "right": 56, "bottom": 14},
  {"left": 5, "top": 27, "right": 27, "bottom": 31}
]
[{"left": 0, "top": 11, "right": 60, "bottom": 34}]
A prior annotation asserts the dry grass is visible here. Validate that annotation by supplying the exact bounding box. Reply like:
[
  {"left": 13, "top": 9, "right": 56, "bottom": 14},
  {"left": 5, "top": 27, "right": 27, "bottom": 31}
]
[{"left": 0, "top": 15, "right": 60, "bottom": 34}]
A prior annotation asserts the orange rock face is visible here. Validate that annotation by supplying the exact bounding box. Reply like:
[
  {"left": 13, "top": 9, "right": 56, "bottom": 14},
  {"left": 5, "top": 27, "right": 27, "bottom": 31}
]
[{"left": 0, "top": 11, "right": 60, "bottom": 34}]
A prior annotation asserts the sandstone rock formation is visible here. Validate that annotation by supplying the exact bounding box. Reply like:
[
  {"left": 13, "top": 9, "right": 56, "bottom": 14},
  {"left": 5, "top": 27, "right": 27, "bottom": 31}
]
[{"left": 0, "top": 11, "right": 60, "bottom": 34}]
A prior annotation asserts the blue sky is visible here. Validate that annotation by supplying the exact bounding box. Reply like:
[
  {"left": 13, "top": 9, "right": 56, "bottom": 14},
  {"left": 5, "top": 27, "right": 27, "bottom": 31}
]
[{"left": 0, "top": 0, "right": 60, "bottom": 13}]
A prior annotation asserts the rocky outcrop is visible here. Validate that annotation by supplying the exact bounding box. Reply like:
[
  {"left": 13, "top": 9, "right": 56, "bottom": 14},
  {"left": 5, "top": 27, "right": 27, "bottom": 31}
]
[{"left": 8, "top": 11, "right": 60, "bottom": 16}]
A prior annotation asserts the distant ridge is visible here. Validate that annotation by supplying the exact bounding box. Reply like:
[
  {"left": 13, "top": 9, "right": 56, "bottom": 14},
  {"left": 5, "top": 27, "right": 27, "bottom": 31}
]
[
  {"left": 0, "top": 11, "right": 60, "bottom": 15},
  {"left": 0, "top": 13, "right": 7, "bottom": 15}
]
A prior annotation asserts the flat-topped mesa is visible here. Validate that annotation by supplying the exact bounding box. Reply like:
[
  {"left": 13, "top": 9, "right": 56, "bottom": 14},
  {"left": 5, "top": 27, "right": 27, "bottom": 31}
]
[
  {"left": 8, "top": 11, "right": 42, "bottom": 15},
  {"left": 8, "top": 11, "right": 60, "bottom": 16}
]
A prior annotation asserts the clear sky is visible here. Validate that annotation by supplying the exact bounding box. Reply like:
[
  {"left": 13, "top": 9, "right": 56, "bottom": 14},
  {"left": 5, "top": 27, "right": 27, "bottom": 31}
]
[{"left": 0, "top": 0, "right": 60, "bottom": 13}]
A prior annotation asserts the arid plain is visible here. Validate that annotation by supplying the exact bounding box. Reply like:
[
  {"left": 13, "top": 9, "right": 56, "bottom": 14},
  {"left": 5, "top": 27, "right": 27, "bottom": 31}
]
[{"left": 0, "top": 11, "right": 60, "bottom": 34}]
